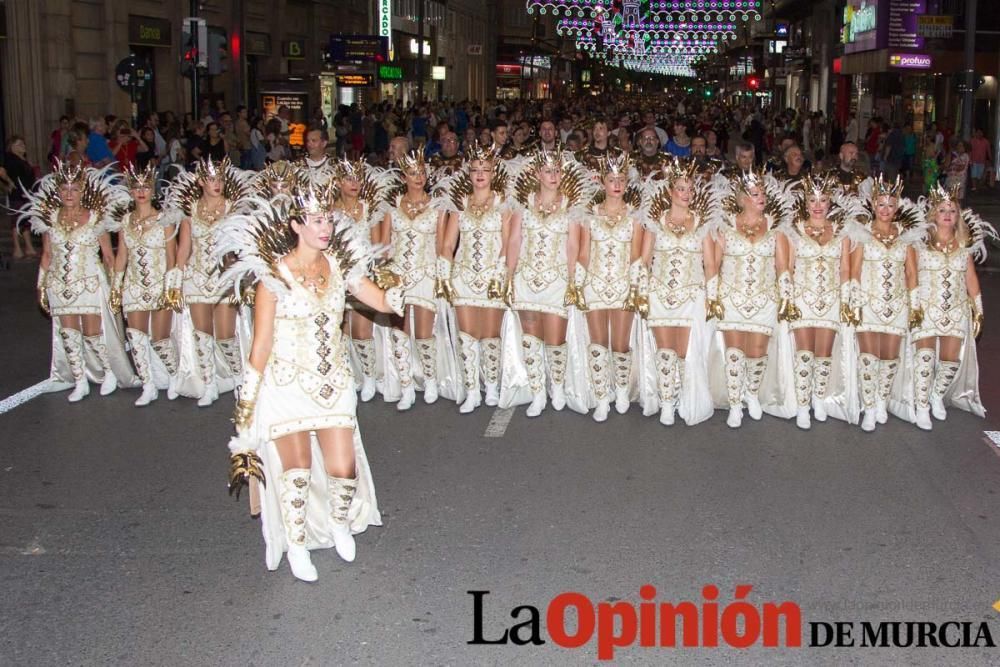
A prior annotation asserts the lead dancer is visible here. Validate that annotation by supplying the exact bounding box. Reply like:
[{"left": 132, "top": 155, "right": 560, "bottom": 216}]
[{"left": 220, "top": 183, "right": 404, "bottom": 582}]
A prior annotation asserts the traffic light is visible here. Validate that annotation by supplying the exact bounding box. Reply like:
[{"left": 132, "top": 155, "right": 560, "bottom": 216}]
[
  {"left": 207, "top": 30, "right": 228, "bottom": 76},
  {"left": 746, "top": 75, "right": 761, "bottom": 91},
  {"left": 180, "top": 17, "right": 207, "bottom": 77}
]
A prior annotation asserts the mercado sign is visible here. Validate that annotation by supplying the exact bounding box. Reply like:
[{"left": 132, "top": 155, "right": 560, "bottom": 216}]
[
  {"left": 889, "top": 52, "right": 931, "bottom": 69},
  {"left": 379, "top": 64, "right": 403, "bottom": 80}
]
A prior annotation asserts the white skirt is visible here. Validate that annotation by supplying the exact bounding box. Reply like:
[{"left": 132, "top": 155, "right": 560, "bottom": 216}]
[
  {"left": 648, "top": 293, "right": 701, "bottom": 329},
  {"left": 512, "top": 273, "right": 568, "bottom": 317}
]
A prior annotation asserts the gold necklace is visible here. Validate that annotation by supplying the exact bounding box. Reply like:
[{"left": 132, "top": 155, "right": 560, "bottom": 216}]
[
  {"left": 337, "top": 199, "right": 363, "bottom": 222},
  {"left": 198, "top": 200, "right": 225, "bottom": 224},
  {"left": 535, "top": 195, "right": 560, "bottom": 217},
  {"left": 737, "top": 216, "right": 764, "bottom": 238},
  {"left": 933, "top": 235, "right": 958, "bottom": 253},
  {"left": 872, "top": 224, "right": 897, "bottom": 245},
  {"left": 58, "top": 207, "right": 85, "bottom": 231},
  {"left": 294, "top": 253, "right": 328, "bottom": 295},
  {"left": 804, "top": 220, "right": 829, "bottom": 239},
  {"left": 401, "top": 194, "right": 428, "bottom": 218},
  {"left": 467, "top": 194, "right": 493, "bottom": 217},
  {"left": 665, "top": 210, "right": 692, "bottom": 235},
  {"left": 601, "top": 202, "right": 628, "bottom": 226}
]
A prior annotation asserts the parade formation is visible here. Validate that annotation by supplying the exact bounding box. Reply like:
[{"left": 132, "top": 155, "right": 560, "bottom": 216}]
[{"left": 16, "top": 124, "right": 994, "bottom": 582}]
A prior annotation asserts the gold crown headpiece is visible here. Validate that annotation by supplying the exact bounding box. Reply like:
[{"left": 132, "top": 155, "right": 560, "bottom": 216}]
[
  {"left": 288, "top": 180, "right": 337, "bottom": 217},
  {"left": 660, "top": 156, "right": 698, "bottom": 186},
  {"left": 531, "top": 148, "right": 564, "bottom": 171},
  {"left": 733, "top": 167, "right": 767, "bottom": 196},
  {"left": 259, "top": 161, "right": 298, "bottom": 191},
  {"left": 51, "top": 159, "right": 86, "bottom": 188},
  {"left": 465, "top": 142, "right": 500, "bottom": 165},
  {"left": 395, "top": 150, "right": 427, "bottom": 176},
  {"left": 800, "top": 173, "right": 838, "bottom": 200},
  {"left": 335, "top": 158, "right": 366, "bottom": 182},
  {"left": 194, "top": 156, "right": 229, "bottom": 181},
  {"left": 871, "top": 173, "right": 904, "bottom": 200},
  {"left": 599, "top": 150, "right": 632, "bottom": 178},
  {"left": 123, "top": 164, "right": 157, "bottom": 190},
  {"left": 926, "top": 182, "right": 961, "bottom": 210}
]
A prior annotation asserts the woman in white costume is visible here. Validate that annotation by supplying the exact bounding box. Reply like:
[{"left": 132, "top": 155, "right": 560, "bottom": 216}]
[
  {"left": 21, "top": 161, "right": 135, "bottom": 401},
  {"left": 381, "top": 150, "right": 440, "bottom": 411},
  {"left": 784, "top": 174, "right": 862, "bottom": 429},
  {"left": 578, "top": 151, "right": 643, "bottom": 421},
  {"left": 437, "top": 143, "right": 512, "bottom": 413},
  {"left": 221, "top": 183, "right": 404, "bottom": 582},
  {"left": 171, "top": 157, "right": 252, "bottom": 406},
  {"left": 333, "top": 158, "right": 395, "bottom": 403},
  {"left": 711, "top": 169, "right": 794, "bottom": 428},
  {"left": 109, "top": 165, "right": 182, "bottom": 406},
  {"left": 910, "top": 183, "right": 993, "bottom": 429},
  {"left": 848, "top": 175, "right": 924, "bottom": 432},
  {"left": 640, "top": 157, "right": 717, "bottom": 426},
  {"left": 505, "top": 149, "right": 596, "bottom": 417}
]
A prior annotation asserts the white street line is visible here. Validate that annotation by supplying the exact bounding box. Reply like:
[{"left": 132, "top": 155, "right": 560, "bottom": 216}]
[
  {"left": 0, "top": 380, "right": 52, "bottom": 416},
  {"left": 484, "top": 408, "right": 514, "bottom": 438}
]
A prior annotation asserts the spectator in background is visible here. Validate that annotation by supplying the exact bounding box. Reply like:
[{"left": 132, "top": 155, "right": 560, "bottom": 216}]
[
  {"left": 220, "top": 112, "right": 241, "bottom": 165},
  {"left": 84, "top": 117, "right": 114, "bottom": 168},
  {"left": 145, "top": 112, "right": 167, "bottom": 157},
  {"left": 2, "top": 135, "right": 39, "bottom": 259},
  {"left": 901, "top": 124, "right": 917, "bottom": 183},
  {"left": 249, "top": 116, "right": 267, "bottom": 171},
  {"left": 665, "top": 119, "right": 692, "bottom": 157},
  {"left": 134, "top": 127, "right": 157, "bottom": 170},
  {"left": 946, "top": 139, "right": 970, "bottom": 201},
  {"left": 235, "top": 106, "right": 252, "bottom": 169},
  {"left": 969, "top": 128, "right": 991, "bottom": 191},
  {"left": 881, "top": 123, "right": 904, "bottom": 181},
  {"left": 66, "top": 125, "right": 91, "bottom": 168},
  {"left": 108, "top": 120, "right": 139, "bottom": 171},
  {"left": 204, "top": 121, "right": 228, "bottom": 162},
  {"left": 49, "top": 115, "right": 71, "bottom": 165},
  {"left": 642, "top": 110, "right": 669, "bottom": 146}
]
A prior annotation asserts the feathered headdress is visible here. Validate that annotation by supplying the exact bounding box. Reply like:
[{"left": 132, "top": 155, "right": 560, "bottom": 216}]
[
  {"left": 530, "top": 147, "right": 564, "bottom": 172},
  {"left": 640, "top": 171, "right": 716, "bottom": 235},
  {"left": 870, "top": 173, "right": 905, "bottom": 201},
  {"left": 287, "top": 180, "right": 339, "bottom": 219},
  {"left": 508, "top": 153, "right": 599, "bottom": 222},
  {"left": 794, "top": 173, "right": 840, "bottom": 220},
  {"left": 660, "top": 156, "right": 700, "bottom": 187},
  {"left": 432, "top": 156, "right": 510, "bottom": 215},
  {"left": 162, "top": 158, "right": 254, "bottom": 217},
  {"left": 335, "top": 158, "right": 367, "bottom": 182},
  {"left": 590, "top": 149, "right": 641, "bottom": 207},
  {"left": 712, "top": 168, "right": 796, "bottom": 231},
  {"left": 465, "top": 142, "right": 501, "bottom": 166},
  {"left": 925, "top": 182, "right": 961, "bottom": 210},
  {"left": 598, "top": 150, "right": 632, "bottom": 178},
  {"left": 122, "top": 164, "right": 157, "bottom": 190},
  {"left": 16, "top": 162, "right": 129, "bottom": 235},
  {"left": 194, "top": 156, "right": 228, "bottom": 182},
  {"left": 395, "top": 150, "right": 427, "bottom": 177},
  {"left": 253, "top": 161, "right": 308, "bottom": 198}
]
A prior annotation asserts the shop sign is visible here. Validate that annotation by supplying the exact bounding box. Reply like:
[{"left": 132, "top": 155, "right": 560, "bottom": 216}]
[
  {"left": 283, "top": 39, "right": 306, "bottom": 59},
  {"left": 467, "top": 44, "right": 483, "bottom": 55},
  {"left": 328, "top": 35, "right": 386, "bottom": 62},
  {"left": 496, "top": 63, "right": 522, "bottom": 78},
  {"left": 379, "top": 64, "right": 403, "bottom": 80},
  {"left": 887, "top": 0, "right": 925, "bottom": 50},
  {"left": 128, "top": 15, "right": 172, "bottom": 48},
  {"left": 335, "top": 73, "right": 376, "bottom": 86},
  {"left": 916, "top": 15, "right": 952, "bottom": 39},
  {"left": 889, "top": 52, "right": 931, "bottom": 69},
  {"left": 261, "top": 92, "right": 308, "bottom": 147},
  {"left": 431, "top": 65, "right": 446, "bottom": 80},
  {"left": 246, "top": 31, "right": 271, "bottom": 56}
]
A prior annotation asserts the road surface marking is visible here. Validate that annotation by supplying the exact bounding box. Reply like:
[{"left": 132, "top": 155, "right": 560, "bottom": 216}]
[
  {"left": 484, "top": 408, "right": 514, "bottom": 438},
  {"left": 0, "top": 379, "right": 51, "bottom": 416},
  {"left": 994, "top": 599, "right": 1000, "bottom": 614}
]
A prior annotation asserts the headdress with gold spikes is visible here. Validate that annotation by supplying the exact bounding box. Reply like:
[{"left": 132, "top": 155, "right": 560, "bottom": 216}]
[
  {"left": 715, "top": 168, "right": 796, "bottom": 231},
  {"left": 194, "top": 156, "right": 228, "bottom": 182},
  {"left": 598, "top": 150, "right": 632, "bottom": 178},
  {"left": 465, "top": 141, "right": 501, "bottom": 166},
  {"left": 531, "top": 147, "right": 564, "bottom": 171},
  {"left": 335, "top": 158, "right": 367, "bottom": 182},
  {"left": 50, "top": 159, "right": 86, "bottom": 189},
  {"left": 254, "top": 161, "right": 309, "bottom": 198},
  {"left": 926, "top": 182, "right": 962, "bottom": 210},
  {"left": 287, "top": 180, "right": 339, "bottom": 220},
  {"left": 870, "top": 173, "right": 905, "bottom": 201},
  {"left": 660, "top": 156, "right": 699, "bottom": 188},
  {"left": 395, "top": 150, "right": 427, "bottom": 177},
  {"left": 732, "top": 166, "right": 768, "bottom": 198},
  {"left": 509, "top": 153, "right": 599, "bottom": 219},
  {"left": 123, "top": 164, "right": 157, "bottom": 190},
  {"left": 795, "top": 173, "right": 840, "bottom": 221}
]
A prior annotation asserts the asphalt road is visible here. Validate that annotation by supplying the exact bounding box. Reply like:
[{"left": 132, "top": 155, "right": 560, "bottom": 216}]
[{"left": 2, "top": 236, "right": 1000, "bottom": 665}]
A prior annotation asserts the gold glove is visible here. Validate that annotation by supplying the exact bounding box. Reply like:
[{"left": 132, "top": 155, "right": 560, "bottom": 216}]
[
  {"left": 37, "top": 268, "right": 49, "bottom": 314},
  {"left": 434, "top": 277, "right": 457, "bottom": 303},
  {"left": 908, "top": 287, "right": 924, "bottom": 331},
  {"left": 501, "top": 276, "right": 515, "bottom": 309},
  {"left": 564, "top": 283, "right": 580, "bottom": 308},
  {"left": 230, "top": 365, "right": 262, "bottom": 433},
  {"left": 624, "top": 284, "right": 640, "bottom": 313},
  {"left": 777, "top": 298, "right": 802, "bottom": 323},
  {"left": 228, "top": 450, "right": 266, "bottom": 499},
  {"left": 487, "top": 277, "right": 504, "bottom": 301},
  {"left": 373, "top": 263, "right": 401, "bottom": 290},
  {"left": 972, "top": 294, "right": 984, "bottom": 338},
  {"left": 108, "top": 271, "right": 124, "bottom": 314}
]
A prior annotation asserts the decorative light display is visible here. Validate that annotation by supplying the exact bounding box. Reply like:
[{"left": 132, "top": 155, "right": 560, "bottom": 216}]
[{"left": 525, "top": 0, "right": 760, "bottom": 79}]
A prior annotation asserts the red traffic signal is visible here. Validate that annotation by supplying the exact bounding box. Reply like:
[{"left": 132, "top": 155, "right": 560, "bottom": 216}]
[{"left": 746, "top": 75, "right": 761, "bottom": 90}]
